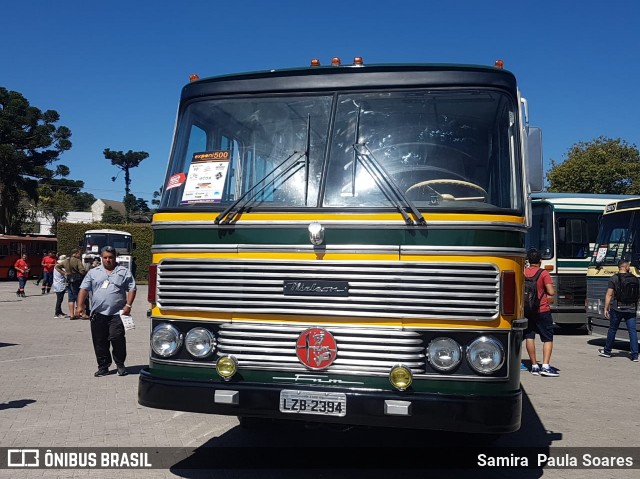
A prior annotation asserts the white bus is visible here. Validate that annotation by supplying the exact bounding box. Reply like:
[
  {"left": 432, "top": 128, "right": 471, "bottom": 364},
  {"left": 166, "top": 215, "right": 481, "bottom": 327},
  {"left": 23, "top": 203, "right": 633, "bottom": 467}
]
[
  {"left": 525, "top": 193, "right": 631, "bottom": 329},
  {"left": 82, "top": 229, "right": 134, "bottom": 270}
]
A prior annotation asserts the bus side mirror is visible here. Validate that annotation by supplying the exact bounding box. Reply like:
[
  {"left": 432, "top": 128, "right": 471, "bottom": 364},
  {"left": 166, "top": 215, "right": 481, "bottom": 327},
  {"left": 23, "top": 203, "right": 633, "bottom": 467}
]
[
  {"left": 526, "top": 127, "right": 543, "bottom": 193},
  {"left": 133, "top": 242, "right": 137, "bottom": 250}
]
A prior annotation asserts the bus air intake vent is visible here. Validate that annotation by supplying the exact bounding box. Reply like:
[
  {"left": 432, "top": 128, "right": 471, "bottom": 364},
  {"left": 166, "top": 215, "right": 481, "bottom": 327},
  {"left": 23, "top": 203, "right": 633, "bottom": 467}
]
[
  {"left": 156, "top": 259, "right": 499, "bottom": 320},
  {"left": 217, "top": 323, "right": 426, "bottom": 374}
]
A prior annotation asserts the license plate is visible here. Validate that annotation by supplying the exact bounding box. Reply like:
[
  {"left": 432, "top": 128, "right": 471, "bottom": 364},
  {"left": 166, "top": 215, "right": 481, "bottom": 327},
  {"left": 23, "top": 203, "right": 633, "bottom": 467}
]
[{"left": 279, "top": 390, "right": 347, "bottom": 417}]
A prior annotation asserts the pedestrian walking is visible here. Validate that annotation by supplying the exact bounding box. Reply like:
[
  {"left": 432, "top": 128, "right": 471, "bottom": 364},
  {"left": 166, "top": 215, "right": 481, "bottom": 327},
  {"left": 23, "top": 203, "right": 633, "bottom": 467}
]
[
  {"left": 41, "top": 251, "right": 57, "bottom": 294},
  {"left": 55, "top": 249, "right": 87, "bottom": 319},
  {"left": 599, "top": 258, "right": 639, "bottom": 362},
  {"left": 52, "top": 255, "right": 68, "bottom": 318},
  {"left": 77, "top": 246, "right": 136, "bottom": 377},
  {"left": 14, "top": 253, "right": 30, "bottom": 298},
  {"left": 523, "top": 248, "right": 559, "bottom": 377}
]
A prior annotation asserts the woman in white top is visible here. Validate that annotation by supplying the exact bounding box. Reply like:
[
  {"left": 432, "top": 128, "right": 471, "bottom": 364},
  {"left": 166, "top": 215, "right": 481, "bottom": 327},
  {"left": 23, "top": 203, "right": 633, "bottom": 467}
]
[{"left": 53, "top": 255, "right": 68, "bottom": 318}]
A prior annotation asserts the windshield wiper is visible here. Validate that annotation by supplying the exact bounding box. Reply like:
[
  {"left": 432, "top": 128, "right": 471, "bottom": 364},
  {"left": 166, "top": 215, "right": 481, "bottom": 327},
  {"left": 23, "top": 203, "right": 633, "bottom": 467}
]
[
  {"left": 351, "top": 108, "right": 426, "bottom": 226},
  {"left": 214, "top": 152, "right": 306, "bottom": 224},
  {"left": 215, "top": 116, "right": 311, "bottom": 225}
]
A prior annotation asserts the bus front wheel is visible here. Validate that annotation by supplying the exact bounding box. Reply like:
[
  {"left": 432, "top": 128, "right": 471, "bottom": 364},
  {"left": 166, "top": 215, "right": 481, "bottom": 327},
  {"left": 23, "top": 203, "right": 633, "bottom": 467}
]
[{"left": 7, "top": 268, "right": 16, "bottom": 280}]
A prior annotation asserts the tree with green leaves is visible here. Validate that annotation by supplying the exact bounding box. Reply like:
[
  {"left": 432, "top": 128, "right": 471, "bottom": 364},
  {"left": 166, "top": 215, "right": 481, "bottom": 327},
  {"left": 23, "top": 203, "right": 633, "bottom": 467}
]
[
  {"left": 546, "top": 136, "right": 640, "bottom": 194},
  {"left": 0, "top": 87, "right": 72, "bottom": 233},
  {"left": 101, "top": 206, "right": 124, "bottom": 224},
  {"left": 37, "top": 184, "right": 74, "bottom": 235},
  {"left": 104, "top": 148, "right": 149, "bottom": 223},
  {"left": 43, "top": 176, "right": 96, "bottom": 211},
  {"left": 151, "top": 185, "right": 163, "bottom": 207}
]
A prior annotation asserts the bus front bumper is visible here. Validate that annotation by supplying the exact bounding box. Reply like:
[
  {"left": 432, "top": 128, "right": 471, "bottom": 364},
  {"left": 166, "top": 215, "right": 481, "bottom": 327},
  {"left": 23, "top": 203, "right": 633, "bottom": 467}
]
[{"left": 138, "top": 368, "right": 521, "bottom": 433}]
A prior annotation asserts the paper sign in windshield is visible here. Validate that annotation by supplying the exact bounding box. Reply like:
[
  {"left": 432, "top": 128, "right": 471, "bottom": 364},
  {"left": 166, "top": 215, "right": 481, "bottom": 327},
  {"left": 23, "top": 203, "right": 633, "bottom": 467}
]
[
  {"left": 181, "top": 151, "right": 230, "bottom": 204},
  {"left": 595, "top": 246, "right": 608, "bottom": 262}
]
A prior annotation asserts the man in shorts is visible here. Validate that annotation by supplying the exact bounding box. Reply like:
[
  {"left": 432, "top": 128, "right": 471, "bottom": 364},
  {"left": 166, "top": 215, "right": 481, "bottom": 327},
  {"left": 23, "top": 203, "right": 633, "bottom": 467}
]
[{"left": 523, "top": 248, "right": 559, "bottom": 377}]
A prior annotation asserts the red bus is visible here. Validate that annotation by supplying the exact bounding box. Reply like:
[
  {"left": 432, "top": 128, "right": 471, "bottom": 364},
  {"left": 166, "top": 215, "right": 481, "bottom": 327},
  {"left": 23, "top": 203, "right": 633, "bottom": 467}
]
[{"left": 0, "top": 235, "right": 58, "bottom": 280}]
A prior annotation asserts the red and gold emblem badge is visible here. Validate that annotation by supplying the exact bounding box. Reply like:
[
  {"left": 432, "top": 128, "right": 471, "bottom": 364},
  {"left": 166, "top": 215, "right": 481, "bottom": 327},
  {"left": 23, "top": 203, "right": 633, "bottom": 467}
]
[{"left": 295, "top": 328, "right": 338, "bottom": 370}]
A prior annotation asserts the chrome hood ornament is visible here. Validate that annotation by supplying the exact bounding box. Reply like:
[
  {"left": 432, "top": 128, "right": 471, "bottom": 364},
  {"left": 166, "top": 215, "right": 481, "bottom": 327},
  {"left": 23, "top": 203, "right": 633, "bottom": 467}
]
[{"left": 308, "top": 222, "right": 324, "bottom": 246}]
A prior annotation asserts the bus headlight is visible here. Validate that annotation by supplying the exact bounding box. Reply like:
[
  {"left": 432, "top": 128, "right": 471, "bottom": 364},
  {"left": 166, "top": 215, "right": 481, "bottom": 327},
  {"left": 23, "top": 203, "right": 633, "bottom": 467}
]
[
  {"left": 466, "top": 336, "right": 504, "bottom": 374},
  {"left": 151, "top": 324, "right": 183, "bottom": 357},
  {"left": 426, "top": 337, "right": 462, "bottom": 372},
  {"left": 185, "top": 328, "right": 216, "bottom": 358},
  {"left": 389, "top": 364, "right": 413, "bottom": 391}
]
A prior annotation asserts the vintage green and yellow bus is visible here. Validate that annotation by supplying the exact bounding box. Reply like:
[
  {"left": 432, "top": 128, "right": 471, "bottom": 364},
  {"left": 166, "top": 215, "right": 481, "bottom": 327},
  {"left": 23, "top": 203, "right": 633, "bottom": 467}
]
[
  {"left": 587, "top": 197, "right": 640, "bottom": 340},
  {"left": 138, "top": 57, "right": 542, "bottom": 434},
  {"left": 526, "top": 193, "right": 631, "bottom": 329}
]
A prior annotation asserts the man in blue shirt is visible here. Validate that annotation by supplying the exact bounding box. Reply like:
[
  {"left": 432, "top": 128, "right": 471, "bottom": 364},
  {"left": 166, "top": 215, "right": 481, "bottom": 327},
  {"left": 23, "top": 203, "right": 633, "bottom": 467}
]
[{"left": 77, "top": 246, "right": 137, "bottom": 377}]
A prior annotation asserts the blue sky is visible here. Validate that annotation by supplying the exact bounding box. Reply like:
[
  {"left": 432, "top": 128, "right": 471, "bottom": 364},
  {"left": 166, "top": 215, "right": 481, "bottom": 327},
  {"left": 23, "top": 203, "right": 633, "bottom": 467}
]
[{"left": 2, "top": 0, "right": 639, "bottom": 205}]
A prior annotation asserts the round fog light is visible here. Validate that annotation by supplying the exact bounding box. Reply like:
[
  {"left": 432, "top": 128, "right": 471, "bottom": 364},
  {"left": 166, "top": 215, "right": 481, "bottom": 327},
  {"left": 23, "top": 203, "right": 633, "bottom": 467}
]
[
  {"left": 216, "top": 355, "right": 238, "bottom": 380},
  {"left": 389, "top": 365, "right": 413, "bottom": 391}
]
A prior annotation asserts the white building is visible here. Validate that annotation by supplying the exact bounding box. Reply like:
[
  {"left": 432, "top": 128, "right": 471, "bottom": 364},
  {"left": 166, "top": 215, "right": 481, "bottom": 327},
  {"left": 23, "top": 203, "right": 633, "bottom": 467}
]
[
  {"left": 91, "top": 199, "right": 127, "bottom": 222},
  {"left": 35, "top": 211, "right": 93, "bottom": 236}
]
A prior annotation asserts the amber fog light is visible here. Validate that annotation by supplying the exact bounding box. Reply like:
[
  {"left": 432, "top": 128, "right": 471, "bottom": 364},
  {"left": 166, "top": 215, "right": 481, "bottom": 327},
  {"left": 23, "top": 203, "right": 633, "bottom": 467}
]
[
  {"left": 389, "top": 365, "right": 413, "bottom": 391},
  {"left": 216, "top": 356, "right": 238, "bottom": 380}
]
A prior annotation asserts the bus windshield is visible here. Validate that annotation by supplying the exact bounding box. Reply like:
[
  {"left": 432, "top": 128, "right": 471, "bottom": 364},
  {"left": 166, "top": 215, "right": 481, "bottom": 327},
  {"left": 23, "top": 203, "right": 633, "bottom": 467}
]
[
  {"left": 161, "top": 89, "right": 522, "bottom": 213},
  {"left": 593, "top": 210, "right": 639, "bottom": 266},
  {"left": 84, "top": 233, "right": 132, "bottom": 256},
  {"left": 528, "top": 203, "right": 604, "bottom": 260}
]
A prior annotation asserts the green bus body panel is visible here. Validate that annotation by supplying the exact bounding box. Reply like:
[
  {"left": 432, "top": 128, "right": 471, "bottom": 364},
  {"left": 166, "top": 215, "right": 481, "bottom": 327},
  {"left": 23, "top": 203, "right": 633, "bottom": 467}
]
[
  {"left": 154, "top": 227, "right": 524, "bottom": 248},
  {"left": 556, "top": 260, "right": 591, "bottom": 268},
  {"left": 148, "top": 363, "right": 520, "bottom": 395}
]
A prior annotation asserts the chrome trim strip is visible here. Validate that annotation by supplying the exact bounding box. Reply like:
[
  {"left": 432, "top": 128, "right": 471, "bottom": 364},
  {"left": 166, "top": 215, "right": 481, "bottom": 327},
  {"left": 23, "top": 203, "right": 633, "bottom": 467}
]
[
  {"left": 150, "top": 317, "right": 509, "bottom": 331},
  {"left": 152, "top": 220, "right": 526, "bottom": 231},
  {"left": 152, "top": 244, "right": 525, "bottom": 256},
  {"left": 153, "top": 307, "right": 498, "bottom": 320},
  {"left": 401, "top": 246, "right": 526, "bottom": 256},
  {"left": 152, "top": 244, "right": 400, "bottom": 254},
  {"left": 148, "top": 358, "right": 508, "bottom": 381}
]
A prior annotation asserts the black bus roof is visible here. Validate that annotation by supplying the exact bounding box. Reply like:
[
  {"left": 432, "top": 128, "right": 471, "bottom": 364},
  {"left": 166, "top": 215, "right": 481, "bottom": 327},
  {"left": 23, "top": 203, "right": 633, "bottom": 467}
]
[{"left": 181, "top": 63, "right": 518, "bottom": 101}]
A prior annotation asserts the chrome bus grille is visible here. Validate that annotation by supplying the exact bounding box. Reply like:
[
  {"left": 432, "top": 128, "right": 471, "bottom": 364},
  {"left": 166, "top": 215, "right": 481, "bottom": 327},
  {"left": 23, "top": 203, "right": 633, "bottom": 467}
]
[
  {"left": 156, "top": 258, "right": 499, "bottom": 320},
  {"left": 217, "top": 323, "right": 426, "bottom": 374}
]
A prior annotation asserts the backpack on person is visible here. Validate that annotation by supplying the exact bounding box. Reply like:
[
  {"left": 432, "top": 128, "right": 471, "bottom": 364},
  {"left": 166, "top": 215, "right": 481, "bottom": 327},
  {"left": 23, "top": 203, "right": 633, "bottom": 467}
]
[
  {"left": 615, "top": 273, "right": 640, "bottom": 306},
  {"left": 524, "top": 269, "right": 544, "bottom": 316}
]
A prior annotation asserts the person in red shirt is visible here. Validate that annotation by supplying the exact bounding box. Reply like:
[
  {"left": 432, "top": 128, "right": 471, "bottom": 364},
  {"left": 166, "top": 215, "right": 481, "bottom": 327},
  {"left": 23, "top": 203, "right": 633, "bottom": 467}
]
[
  {"left": 41, "top": 251, "right": 57, "bottom": 294},
  {"left": 523, "top": 248, "right": 558, "bottom": 377},
  {"left": 14, "top": 253, "right": 30, "bottom": 298}
]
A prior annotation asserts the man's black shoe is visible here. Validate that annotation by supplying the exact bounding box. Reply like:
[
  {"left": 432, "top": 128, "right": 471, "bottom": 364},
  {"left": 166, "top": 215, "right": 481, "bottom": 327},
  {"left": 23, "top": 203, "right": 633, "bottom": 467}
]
[
  {"left": 94, "top": 369, "right": 109, "bottom": 377},
  {"left": 117, "top": 367, "right": 128, "bottom": 376}
]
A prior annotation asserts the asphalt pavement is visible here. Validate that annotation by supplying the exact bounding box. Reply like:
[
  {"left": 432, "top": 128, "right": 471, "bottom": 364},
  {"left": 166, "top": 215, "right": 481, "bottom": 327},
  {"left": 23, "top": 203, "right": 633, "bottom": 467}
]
[{"left": 1, "top": 279, "right": 639, "bottom": 479}]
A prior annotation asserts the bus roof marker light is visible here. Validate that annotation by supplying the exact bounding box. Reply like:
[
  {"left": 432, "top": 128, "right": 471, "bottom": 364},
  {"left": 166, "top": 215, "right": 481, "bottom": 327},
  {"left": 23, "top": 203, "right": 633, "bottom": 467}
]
[
  {"left": 494, "top": 59, "right": 504, "bottom": 69},
  {"left": 189, "top": 74, "right": 200, "bottom": 82},
  {"left": 353, "top": 56, "right": 364, "bottom": 66},
  {"left": 331, "top": 57, "right": 341, "bottom": 67},
  {"left": 310, "top": 58, "right": 321, "bottom": 67}
]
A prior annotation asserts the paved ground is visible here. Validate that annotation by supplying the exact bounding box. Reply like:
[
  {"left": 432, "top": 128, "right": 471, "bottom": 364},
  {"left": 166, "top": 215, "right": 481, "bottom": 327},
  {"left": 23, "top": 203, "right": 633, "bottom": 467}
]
[{"left": 1, "top": 279, "right": 639, "bottom": 478}]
